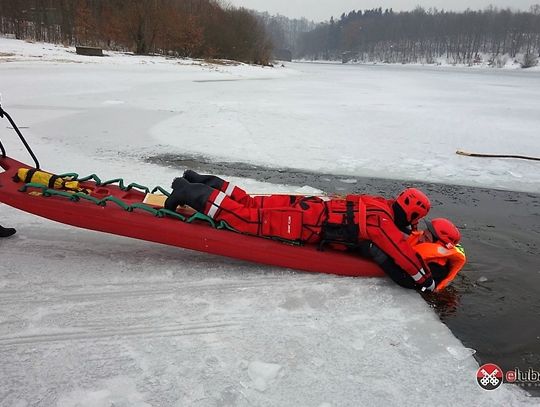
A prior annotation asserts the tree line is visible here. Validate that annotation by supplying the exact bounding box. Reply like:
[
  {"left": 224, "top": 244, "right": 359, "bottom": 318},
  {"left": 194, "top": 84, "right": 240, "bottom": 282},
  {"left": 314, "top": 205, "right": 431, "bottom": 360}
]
[
  {"left": 256, "top": 12, "right": 316, "bottom": 56},
  {"left": 0, "top": 0, "right": 272, "bottom": 64},
  {"left": 296, "top": 6, "right": 540, "bottom": 67}
]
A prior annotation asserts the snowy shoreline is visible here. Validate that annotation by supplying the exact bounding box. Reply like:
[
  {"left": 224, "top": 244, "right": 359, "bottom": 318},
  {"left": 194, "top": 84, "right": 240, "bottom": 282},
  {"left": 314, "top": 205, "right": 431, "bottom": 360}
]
[{"left": 298, "top": 55, "right": 540, "bottom": 72}]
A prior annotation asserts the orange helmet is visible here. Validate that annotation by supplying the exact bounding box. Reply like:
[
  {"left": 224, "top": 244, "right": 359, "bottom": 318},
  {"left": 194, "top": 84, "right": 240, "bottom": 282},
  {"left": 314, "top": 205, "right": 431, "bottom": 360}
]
[
  {"left": 395, "top": 188, "right": 430, "bottom": 226},
  {"left": 426, "top": 218, "right": 461, "bottom": 248}
]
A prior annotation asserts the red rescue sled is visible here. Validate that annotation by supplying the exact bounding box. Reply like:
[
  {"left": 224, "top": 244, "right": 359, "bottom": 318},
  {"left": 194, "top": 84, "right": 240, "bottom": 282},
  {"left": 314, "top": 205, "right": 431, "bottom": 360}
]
[{"left": 0, "top": 108, "right": 384, "bottom": 277}]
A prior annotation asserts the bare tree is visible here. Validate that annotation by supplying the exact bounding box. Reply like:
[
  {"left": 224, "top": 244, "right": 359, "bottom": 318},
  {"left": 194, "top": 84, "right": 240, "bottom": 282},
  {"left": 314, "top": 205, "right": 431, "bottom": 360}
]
[
  {"left": 0, "top": 0, "right": 273, "bottom": 64},
  {"left": 294, "top": 6, "right": 540, "bottom": 67}
]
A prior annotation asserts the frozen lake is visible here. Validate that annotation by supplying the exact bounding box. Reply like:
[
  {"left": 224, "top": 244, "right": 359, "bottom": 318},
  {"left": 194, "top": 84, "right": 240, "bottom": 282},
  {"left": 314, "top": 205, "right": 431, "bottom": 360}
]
[
  {"left": 1, "top": 39, "right": 540, "bottom": 193},
  {"left": 1, "top": 39, "right": 538, "bottom": 405}
]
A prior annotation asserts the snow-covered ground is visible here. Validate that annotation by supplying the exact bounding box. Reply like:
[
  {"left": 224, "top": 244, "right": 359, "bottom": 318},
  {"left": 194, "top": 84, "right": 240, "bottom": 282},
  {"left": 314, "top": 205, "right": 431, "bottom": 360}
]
[{"left": 0, "top": 38, "right": 538, "bottom": 406}]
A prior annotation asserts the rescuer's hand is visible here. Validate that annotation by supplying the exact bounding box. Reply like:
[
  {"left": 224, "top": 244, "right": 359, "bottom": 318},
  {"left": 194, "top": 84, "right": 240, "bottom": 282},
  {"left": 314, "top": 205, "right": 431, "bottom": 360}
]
[{"left": 419, "top": 276, "right": 436, "bottom": 292}]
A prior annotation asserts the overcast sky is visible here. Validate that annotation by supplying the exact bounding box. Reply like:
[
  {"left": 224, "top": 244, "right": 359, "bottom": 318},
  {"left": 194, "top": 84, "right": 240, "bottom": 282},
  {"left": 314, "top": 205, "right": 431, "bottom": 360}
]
[{"left": 225, "top": 0, "right": 538, "bottom": 21}]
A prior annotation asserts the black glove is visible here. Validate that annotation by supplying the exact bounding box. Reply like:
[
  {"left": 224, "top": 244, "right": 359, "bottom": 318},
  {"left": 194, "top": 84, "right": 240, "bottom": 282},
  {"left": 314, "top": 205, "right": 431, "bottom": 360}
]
[{"left": 419, "top": 276, "right": 436, "bottom": 292}]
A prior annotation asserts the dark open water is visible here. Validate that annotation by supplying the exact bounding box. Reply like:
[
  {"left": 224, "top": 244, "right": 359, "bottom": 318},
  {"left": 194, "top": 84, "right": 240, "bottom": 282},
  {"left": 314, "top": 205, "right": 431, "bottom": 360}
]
[{"left": 149, "top": 154, "right": 540, "bottom": 396}]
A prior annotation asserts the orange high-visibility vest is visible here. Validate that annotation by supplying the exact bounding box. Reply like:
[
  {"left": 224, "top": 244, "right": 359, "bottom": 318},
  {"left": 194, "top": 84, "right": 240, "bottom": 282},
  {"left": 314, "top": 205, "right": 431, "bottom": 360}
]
[{"left": 407, "top": 231, "right": 467, "bottom": 292}]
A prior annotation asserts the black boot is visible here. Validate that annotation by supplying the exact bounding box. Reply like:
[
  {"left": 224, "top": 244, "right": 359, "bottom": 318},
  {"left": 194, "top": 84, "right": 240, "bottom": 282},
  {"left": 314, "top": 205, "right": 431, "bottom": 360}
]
[
  {"left": 183, "top": 169, "right": 225, "bottom": 190},
  {"left": 164, "top": 177, "right": 189, "bottom": 211},
  {"left": 0, "top": 225, "right": 16, "bottom": 238},
  {"left": 164, "top": 177, "right": 214, "bottom": 213}
]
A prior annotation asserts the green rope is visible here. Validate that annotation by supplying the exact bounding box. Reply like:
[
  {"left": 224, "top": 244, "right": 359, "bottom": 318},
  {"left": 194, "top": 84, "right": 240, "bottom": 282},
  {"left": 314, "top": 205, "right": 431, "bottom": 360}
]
[
  {"left": 58, "top": 172, "right": 151, "bottom": 193},
  {"left": 100, "top": 179, "right": 150, "bottom": 194},
  {"left": 18, "top": 182, "right": 50, "bottom": 193},
  {"left": 45, "top": 189, "right": 73, "bottom": 199},
  {"left": 65, "top": 173, "right": 98, "bottom": 183},
  {"left": 217, "top": 220, "right": 237, "bottom": 231},
  {"left": 71, "top": 192, "right": 103, "bottom": 204},
  {"left": 186, "top": 212, "right": 215, "bottom": 227},
  {"left": 57, "top": 172, "right": 79, "bottom": 180},
  {"left": 151, "top": 186, "right": 171, "bottom": 196},
  {"left": 101, "top": 195, "right": 132, "bottom": 210},
  {"left": 20, "top": 167, "right": 245, "bottom": 238},
  {"left": 158, "top": 208, "right": 187, "bottom": 221},
  {"left": 18, "top": 172, "right": 225, "bottom": 230},
  {"left": 130, "top": 203, "right": 160, "bottom": 216}
]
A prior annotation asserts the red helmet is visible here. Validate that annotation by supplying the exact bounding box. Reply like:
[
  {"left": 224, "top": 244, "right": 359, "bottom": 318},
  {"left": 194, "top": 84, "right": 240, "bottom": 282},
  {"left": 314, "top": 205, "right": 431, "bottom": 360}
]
[
  {"left": 426, "top": 218, "right": 461, "bottom": 248},
  {"left": 395, "top": 188, "right": 430, "bottom": 225}
]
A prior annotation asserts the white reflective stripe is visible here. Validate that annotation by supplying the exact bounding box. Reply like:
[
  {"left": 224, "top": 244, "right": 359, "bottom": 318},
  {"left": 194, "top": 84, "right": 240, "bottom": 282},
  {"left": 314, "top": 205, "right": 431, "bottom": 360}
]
[
  {"left": 427, "top": 280, "right": 436, "bottom": 291},
  {"left": 224, "top": 183, "right": 235, "bottom": 197},
  {"left": 421, "top": 279, "right": 436, "bottom": 292},
  {"left": 411, "top": 272, "right": 423, "bottom": 282},
  {"left": 207, "top": 191, "right": 227, "bottom": 219}
]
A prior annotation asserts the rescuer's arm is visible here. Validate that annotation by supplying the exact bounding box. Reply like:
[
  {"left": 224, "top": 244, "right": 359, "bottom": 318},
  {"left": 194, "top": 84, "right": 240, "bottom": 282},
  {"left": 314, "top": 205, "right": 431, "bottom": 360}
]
[{"left": 368, "top": 218, "right": 435, "bottom": 292}]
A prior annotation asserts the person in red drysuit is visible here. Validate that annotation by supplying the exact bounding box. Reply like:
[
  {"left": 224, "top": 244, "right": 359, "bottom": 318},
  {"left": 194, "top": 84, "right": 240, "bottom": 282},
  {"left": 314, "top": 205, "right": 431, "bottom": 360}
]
[
  {"left": 165, "top": 170, "right": 435, "bottom": 291},
  {"left": 372, "top": 218, "right": 466, "bottom": 292}
]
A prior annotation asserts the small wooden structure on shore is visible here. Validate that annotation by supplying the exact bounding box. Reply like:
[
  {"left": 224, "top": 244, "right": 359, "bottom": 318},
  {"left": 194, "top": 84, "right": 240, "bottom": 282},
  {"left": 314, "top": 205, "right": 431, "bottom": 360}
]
[{"left": 76, "top": 46, "right": 104, "bottom": 57}]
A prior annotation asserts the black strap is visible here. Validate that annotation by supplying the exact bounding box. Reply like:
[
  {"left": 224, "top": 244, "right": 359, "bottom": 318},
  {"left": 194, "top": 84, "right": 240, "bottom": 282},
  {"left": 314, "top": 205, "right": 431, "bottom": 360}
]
[
  {"left": 345, "top": 200, "right": 355, "bottom": 225},
  {"left": 48, "top": 174, "right": 60, "bottom": 188},
  {"left": 344, "top": 200, "right": 359, "bottom": 243},
  {"left": 24, "top": 168, "right": 37, "bottom": 183},
  {"left": 318, "top": 200, "right": 359, "bottom": 251}
]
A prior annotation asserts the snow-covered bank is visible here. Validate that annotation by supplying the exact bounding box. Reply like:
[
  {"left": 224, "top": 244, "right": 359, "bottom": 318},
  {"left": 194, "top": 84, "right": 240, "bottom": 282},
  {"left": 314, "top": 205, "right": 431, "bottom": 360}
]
[
  {"left": 0, "top": 37, "right": 537, "bottom": 405},
  {"left": 318, "top": 52, "right": 540, "bottom": 71}
]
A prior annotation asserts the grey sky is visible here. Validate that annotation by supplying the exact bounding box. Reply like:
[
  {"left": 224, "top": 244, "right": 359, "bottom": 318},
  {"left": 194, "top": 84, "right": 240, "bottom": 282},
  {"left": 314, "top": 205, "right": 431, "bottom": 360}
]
[{"left": 225, "top": 0, "right": 538, "bottom": 22}]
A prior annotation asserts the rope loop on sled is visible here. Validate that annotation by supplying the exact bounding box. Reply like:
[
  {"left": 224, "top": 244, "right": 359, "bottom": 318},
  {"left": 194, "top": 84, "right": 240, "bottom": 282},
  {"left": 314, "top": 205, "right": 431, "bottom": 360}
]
[{"left": 17, "top": 173, "right": 237, "bottom": 231}]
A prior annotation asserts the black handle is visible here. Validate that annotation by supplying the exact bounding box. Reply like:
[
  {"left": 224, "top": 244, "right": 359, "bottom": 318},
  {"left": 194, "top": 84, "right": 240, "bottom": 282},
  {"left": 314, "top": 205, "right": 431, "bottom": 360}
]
[{"left": 0, "top": 105, "right": 40, "bottom": 169}]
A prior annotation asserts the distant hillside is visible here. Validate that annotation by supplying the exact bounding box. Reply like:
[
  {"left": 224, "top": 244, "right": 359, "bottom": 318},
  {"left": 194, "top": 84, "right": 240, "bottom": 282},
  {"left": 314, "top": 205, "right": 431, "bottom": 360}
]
[{"left": 295, "top": 6, "right": 540, "bottom": 67}]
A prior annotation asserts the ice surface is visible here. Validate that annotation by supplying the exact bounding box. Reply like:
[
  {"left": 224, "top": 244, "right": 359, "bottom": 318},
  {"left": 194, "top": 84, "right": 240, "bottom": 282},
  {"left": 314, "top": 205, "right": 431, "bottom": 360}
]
[
  {"left": 247, "top": 361, "right": 283, "bottom": 392},
  {"left": 446, "top": 346, "right": 477, "bottom": 361},
  {"left": 1, "top": 38, "right": 539, "bottom": 193},
  {"left": 57, "top": 376, "right": 151, "bottom": 407},
  {"left": 0, "top": 38, "right": 537, "bottom": 406}
]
